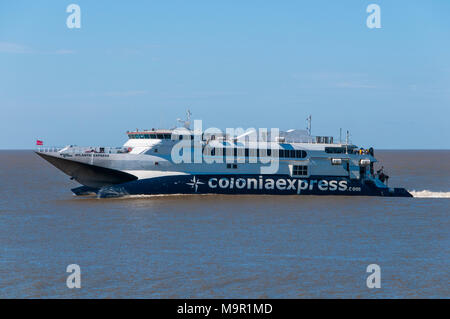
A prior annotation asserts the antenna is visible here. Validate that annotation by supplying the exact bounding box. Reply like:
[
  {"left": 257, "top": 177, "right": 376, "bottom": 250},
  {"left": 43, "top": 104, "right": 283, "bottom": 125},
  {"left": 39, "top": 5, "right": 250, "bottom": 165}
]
[
  {"left": 177, "top": 109, "right": 192, "bottom": 129},
  {"left": 346, "top": 130, "right": 349, "bottom": 154},
  {"left": 339, "top": 128, "right": 342, "bottom": 144},
  {"left": 306, "top": 115, "right": 312, "bottom": 135}
]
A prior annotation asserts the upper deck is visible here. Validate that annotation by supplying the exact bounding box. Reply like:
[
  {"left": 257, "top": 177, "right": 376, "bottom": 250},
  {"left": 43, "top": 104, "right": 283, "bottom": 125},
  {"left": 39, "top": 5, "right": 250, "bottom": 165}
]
[{"left": 124, "top": 127, "right": 363, "bottom": 153}]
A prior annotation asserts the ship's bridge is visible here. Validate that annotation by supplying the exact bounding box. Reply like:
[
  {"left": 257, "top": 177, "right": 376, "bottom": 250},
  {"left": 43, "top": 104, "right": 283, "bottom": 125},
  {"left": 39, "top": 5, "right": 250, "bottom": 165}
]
[{"left": 127, "top": 129, "right": 173, "bottom": 140}]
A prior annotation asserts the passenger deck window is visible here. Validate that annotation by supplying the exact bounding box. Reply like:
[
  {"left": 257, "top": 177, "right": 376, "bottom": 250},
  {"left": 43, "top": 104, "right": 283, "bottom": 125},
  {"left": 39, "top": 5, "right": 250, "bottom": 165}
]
[
  {"left": 293, "top": 165, "right": 308, "bottom": 176},
  {"left": 295, "top": 150, "right": 307, "bottom": 158},
  {"left": 325, "top": 147, "right": 344, "bottom": 154}
]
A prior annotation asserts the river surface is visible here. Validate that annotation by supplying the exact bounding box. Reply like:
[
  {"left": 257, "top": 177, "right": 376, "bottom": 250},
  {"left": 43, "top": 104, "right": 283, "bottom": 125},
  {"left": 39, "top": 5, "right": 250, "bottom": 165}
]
[{"left": 0, "top": 150, "right": 448, "bottom": 298}]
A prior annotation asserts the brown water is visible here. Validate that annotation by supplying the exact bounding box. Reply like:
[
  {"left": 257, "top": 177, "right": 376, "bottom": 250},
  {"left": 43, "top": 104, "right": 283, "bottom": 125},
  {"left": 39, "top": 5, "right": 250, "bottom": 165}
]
[{"left": 0, "top": 150, "right": 448, "bottom": 298}]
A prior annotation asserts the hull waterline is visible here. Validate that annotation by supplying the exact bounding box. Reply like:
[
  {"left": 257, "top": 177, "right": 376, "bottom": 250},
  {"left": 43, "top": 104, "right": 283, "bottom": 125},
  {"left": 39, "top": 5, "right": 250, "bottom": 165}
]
[{"left": 35, "top": 152, "right": 137, "bottom": 188}]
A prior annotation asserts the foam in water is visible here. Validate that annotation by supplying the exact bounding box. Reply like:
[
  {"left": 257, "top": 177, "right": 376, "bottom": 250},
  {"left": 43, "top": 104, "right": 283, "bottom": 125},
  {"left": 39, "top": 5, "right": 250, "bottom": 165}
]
[{"left": 409, "top": 190, "right": 450, "bottom": 198}]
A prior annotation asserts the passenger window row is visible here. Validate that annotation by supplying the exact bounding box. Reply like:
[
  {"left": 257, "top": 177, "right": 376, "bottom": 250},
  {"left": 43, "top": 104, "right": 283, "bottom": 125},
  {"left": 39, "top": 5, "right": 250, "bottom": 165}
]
[
  {"left": 128, "top": 134, "right": 172, "bottom": 139},
  {"left": 204, "top": 148, "right": 307, "bottom": 159}
]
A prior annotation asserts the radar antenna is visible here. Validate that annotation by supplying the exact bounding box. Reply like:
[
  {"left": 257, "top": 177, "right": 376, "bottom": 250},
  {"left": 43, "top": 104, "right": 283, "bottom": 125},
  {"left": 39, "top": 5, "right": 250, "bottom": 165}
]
[
  {"left": 177, "top": 109, "right": 192, "bottom": 129},
  {"left": 306, "top": 115, "right": 312, "bottom": 135}
]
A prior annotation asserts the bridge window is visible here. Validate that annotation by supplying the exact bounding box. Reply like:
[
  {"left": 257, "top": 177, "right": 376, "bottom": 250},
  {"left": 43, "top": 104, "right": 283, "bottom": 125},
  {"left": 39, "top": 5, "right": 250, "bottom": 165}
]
[
  {"left": 296, "top": 150, "right": 307, "bottom": 158},
  {"left": 325, "top": 147, "right": 345, "bottom": 154},
  {"left": 293, "top": 165, "right": 308, "bottom": 176}
]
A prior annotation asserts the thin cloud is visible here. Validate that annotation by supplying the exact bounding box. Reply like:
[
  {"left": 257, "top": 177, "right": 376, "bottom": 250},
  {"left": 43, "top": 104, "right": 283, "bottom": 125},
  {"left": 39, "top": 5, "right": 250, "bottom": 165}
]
[
  {"left": 103, "top": 90, "right": 149, "bottom": 97},
  {"left": 335, "top": 82, "right": 377, "bottom": 89},
  {"left": 293, "top": 71, "right": 378, "bottom": 89},
  {"left": 0, "top": 42, "right": 75, "bottom": 55},
  {"left": 0, "top": 42, "right": 31, "bottom": 54},
  {"left": 53, "top": 49, "right": 76, "bottom": 55}
]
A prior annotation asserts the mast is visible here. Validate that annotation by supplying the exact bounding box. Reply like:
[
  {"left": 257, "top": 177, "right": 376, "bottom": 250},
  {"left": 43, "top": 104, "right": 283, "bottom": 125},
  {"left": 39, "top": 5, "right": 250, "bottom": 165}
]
[
  {"left": 177, "top": 109, "right": 192, "bottom": 129},
  {"left": 306, "top": 115, "right": 312, "bottom": 135},
  {"left": 345, "top": 130, "right": 349, "bottom": 154}
]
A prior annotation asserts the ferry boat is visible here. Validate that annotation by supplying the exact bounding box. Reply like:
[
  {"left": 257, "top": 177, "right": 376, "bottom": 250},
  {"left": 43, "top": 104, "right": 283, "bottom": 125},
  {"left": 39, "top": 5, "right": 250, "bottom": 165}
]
[{"left": 35, "top": 113, "right": 412, "bottom": 198}]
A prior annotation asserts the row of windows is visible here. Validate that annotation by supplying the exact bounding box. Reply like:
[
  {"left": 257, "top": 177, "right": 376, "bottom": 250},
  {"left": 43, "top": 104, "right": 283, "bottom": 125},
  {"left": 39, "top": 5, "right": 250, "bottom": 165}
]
[
  {"left": 293, "top": 165, "right": 308, "bottom": 176},
  {"left": 129, "top": 134, "right": 199, "bottom": 140},
  {"left": 128, "top": 134, "right": 172, "bottom": 140},
  {"left": 324, "top": 147, "right": 346, "bottom": 154},
  {"left": 204, "top": 148, "right": 307, "bottom": 159}
]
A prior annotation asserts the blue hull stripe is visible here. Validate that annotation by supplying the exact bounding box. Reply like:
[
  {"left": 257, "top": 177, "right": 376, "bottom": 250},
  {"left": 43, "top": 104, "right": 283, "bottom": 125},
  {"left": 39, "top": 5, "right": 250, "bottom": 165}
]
[{"left": 95, "top": 174, "right": 412, "bottom": 198}]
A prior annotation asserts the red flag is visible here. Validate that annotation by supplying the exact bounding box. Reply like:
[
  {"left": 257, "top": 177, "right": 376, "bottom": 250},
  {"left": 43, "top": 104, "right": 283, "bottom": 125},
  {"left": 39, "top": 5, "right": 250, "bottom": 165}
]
[{"left": 36, "top": 140, "right": 43, "bottom": 146}]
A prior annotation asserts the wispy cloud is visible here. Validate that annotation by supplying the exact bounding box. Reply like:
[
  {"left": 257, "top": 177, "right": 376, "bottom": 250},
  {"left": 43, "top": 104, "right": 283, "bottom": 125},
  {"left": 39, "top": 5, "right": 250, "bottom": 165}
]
[
  {"left": 0, "top": 42, "right": 76, "bottom": 55},
  {"left": 104, "top": 44, "right": 162, "bottom": 56},
  {"left": 292, "top": 72, "right": 378, "bottom": 89},
  {"left": 102, "top": 90, "right": 149, "bottom": 97},
  {"left": 0, "top": 42, "right": 31, "bottom": 54},
  {"left": 334, "top": 82, "right": 377, "bottom": 89},
  {"left": 158, "top": 91, "right": 247, "bottom": 100},
  {"left": 53, "top": 49, "right": 76, "bottom": 55}
]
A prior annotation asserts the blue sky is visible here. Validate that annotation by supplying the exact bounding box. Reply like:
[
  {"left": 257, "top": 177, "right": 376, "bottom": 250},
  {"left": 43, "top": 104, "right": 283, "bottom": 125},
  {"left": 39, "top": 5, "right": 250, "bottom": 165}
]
[{"left": 0, "top": 0, "right": 449, "bottom": 149}]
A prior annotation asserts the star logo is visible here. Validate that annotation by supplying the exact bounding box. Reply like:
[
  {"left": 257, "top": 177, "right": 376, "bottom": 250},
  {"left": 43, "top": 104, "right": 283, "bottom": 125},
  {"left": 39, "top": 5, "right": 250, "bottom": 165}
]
[{"left": 186, "top": 176, "right": 204, "bottom": 192}]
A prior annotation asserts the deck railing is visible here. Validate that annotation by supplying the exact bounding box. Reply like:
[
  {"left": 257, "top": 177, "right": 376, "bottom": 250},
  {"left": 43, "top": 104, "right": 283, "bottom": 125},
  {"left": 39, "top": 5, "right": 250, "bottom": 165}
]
[{"left": 36, "top": 146, "right": 130, "bottom": 154}]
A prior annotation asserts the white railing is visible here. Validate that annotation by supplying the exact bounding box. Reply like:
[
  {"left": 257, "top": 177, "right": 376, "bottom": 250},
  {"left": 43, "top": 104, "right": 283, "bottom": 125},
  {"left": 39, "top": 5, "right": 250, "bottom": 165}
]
[
  {"left": 36, "top": 146, "right": 131, "bottom": 154},
  {"left": 36, "top": 147, "right": 64, "bottom": 153}
]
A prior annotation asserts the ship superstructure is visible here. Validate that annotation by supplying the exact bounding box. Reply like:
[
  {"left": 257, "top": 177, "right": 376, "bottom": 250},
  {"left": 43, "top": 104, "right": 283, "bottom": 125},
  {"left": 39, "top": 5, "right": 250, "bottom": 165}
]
[{"left": 36, "top": 114, "right": 412, "bottom": 198}]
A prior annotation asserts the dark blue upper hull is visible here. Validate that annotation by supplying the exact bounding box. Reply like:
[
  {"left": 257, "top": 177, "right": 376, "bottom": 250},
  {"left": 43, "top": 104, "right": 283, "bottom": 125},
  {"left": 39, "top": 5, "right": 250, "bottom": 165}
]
[{"left": 75, "top": 174, "right": 412, "bottom": 198}]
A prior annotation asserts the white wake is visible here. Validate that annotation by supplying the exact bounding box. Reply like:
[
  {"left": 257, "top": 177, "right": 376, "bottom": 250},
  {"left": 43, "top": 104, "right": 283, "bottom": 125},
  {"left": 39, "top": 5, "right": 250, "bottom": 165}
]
[{"left": 409, "top": 190, "right": 450, "bottom": 198}]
